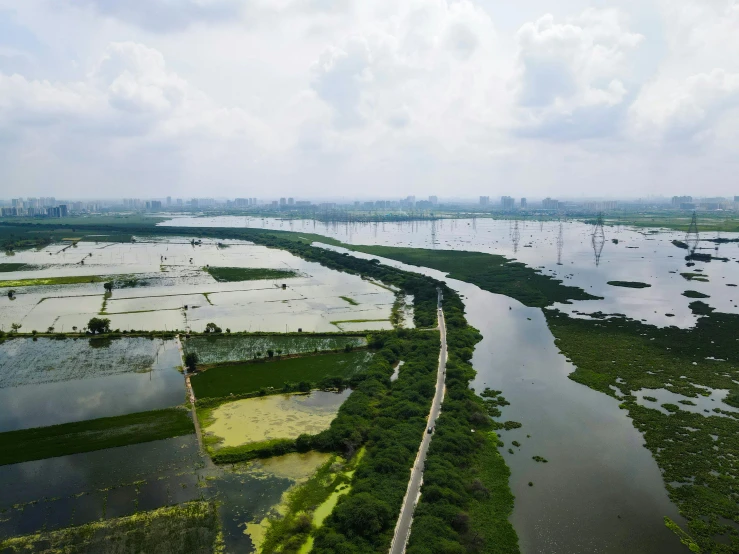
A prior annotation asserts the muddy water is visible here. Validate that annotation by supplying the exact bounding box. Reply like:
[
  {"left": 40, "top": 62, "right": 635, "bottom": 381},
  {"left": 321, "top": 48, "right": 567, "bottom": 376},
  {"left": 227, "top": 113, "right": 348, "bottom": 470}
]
[{"left": 317, "top": 245, "right": 684, "bottom": 553}]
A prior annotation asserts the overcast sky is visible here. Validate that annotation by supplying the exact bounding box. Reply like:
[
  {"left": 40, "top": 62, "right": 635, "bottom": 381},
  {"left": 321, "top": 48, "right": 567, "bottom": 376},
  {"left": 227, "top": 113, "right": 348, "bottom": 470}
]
[{"left": 0, "top": 0, "right": 737, "bottom": 199}]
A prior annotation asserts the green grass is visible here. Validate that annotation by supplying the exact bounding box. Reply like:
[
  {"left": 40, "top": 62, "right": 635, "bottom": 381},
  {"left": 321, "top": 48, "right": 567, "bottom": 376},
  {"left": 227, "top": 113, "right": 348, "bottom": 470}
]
[
  {"left": 340, "top": 296, "right": 359, "bottom": 305},
  {"left": 0, "top": 500, "right": 222, "bottom": 554},
  {"left": 0, "top": 407, "right": 194, "bottom": 465},
  {"left": 607, "top": 281, "right": 651, "bottom": 288},
  {"left": 0, "top": 273, "right": 143, "bottom": 288},
  {"left": 190, "top": 350, "right": 374, "bottom": 399},
  {"left": 204, "top": 266, "right": 299, "bottom": 282},
  {"left": 345, "top": 246, "right": 599, "bottom": 307}
]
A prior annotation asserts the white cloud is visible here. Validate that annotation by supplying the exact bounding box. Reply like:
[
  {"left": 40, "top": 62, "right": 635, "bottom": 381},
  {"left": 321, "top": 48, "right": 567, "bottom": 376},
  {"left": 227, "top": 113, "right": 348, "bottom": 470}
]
[
  {"left": 629, "top": 69, "right": 739, "bottom": 142},
  {"left": 309, "top": 0, "right": 509, "bottom": 151},
  {"left": 513, "top": 9, "right": 643, "bottom": 139},
  {"left": 66, "top": 0, "right": 244, "bottom": 32}
]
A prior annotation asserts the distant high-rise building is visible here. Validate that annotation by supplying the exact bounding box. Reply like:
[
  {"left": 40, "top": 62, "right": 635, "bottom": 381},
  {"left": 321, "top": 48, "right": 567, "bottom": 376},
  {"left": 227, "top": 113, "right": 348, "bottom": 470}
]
[
  {"left": 280, "top": 198, "right": 287, "bottom": 206},
  {"left": 542, "top": 197, "right": 559, "bottom": 210},
  {"left": 672, "top": 196, "right": 693, "bottom": 207},
  {"left": 734, "top": 196, "right": 739, "bottom": 203},
  {"left": 59, "top": 205, "right": 68, "bottom": 217},
  {"left": 520, "top": 198, "right": 527, "bottom": 208},
  {"left": 429, "top": 196, "right": 438, "bottom": 205},
  {"left": 288, "top": 198, "right": 294, "bottom": 206},
  {"left": 479, "top": 196, "right": 490, "bottom": 206},
  {"left": 176, "top": 198, "right": 183, "bottom": 206},
  {"left": 501, "top": 196, "right": 515, "bottom": 210},
  {"left": 166, "top": 196, "right": 171, "bottom": 205}
]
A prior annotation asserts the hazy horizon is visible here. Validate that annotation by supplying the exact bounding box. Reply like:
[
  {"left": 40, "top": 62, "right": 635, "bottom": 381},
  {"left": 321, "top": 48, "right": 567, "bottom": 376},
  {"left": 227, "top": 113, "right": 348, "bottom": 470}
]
[{"left": 1, "top": 0, "right": 737, "bottom": 198}]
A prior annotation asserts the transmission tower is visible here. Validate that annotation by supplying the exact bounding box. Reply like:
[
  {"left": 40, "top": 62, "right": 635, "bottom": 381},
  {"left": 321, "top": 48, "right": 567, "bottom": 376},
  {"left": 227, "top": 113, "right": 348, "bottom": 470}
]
[
  {"left": 556, "top": 220, "right": 564, "bottom": 265},
  {"left": 592, "top": 212, "right": 605, "bottom": 266},
  {"left": 512, "top": 220, "right": 521, "bottom": 253},
  {"left": 685, "top": 211, "right": 700, "bottom": 255}
]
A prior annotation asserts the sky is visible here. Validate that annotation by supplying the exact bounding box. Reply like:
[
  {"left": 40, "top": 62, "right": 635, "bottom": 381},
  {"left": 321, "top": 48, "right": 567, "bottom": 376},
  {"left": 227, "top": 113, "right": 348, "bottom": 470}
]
[{"left": 0, "top": 0, "right": 737, "bottom": 199}]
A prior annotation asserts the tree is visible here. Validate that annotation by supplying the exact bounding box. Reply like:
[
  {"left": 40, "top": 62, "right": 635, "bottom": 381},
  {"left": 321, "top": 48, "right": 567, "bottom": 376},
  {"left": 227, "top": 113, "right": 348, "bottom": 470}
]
[
  {"left": 103, "top": 281, "right": 113, "bottom": 292},
  {"left": 10, "top": 323, "right": 21, "bottom": 333},
  {"left": 87, "top": 317, "right": 111, "bottom": 334},
  {"left": 204, "top": 322, "right": 222, "bottom": 333},
  {"left": 184, "top": 352, "right": 199, "bottom": 371}
]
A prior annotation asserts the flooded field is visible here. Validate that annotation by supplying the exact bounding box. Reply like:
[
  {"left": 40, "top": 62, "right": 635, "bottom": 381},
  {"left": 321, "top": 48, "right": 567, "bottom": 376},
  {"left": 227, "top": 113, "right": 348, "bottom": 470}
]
[
  {"left": 158, "top": 216, "right": 739, "bottom": 553},
  {"left": 162, "top": 216, "right": 739, "bottom": 328},
  {"left": 0, "top": 435, "right": 205, "bottom": 539},
  {"left": 204, "top": 390, "right": 351, "bottom": 449},
  {"left": 0, "top": 238, "right": 399, "bottom": 333},
  {"left": 184, "top": 334, "right": 367, "bottom": 365},
  {"left": 0, "top": 338, "right": 184, "bottom": 431}
]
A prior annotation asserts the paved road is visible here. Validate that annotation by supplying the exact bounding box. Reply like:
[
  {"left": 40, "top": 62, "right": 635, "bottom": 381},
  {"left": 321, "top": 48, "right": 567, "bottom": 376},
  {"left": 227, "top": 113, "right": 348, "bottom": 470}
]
[{"left": 389, "top": 290, "right": 447, "bottom": 554}]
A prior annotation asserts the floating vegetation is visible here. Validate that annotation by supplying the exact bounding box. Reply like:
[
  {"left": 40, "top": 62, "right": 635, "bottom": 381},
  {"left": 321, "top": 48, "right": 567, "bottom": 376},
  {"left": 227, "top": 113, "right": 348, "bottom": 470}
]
[
  {"left": 682, "top": 290, "right": 710, "bottom": 299},
  {"left": 201, "top": 391, "right": 349, "bottom": 451},
  {"left": 607, "top": 281, "right": 651, "bottom": 288},
  {"left": 0, "top": 263, "right": 39, "bottom": 273},
  {"left": 532, "top": 456, "right": 548, "bottom": 463},
  {"left": 680, "top": 272, "right": 709, "bottom": 282},
  {"left": 204, "top": 266, "right": 299, "bottom": 282},
  {"left": 339, "top": 296, "right": 358, "bottom": 306},
  {"left": 548, "top": 308, "right": 739, "bottom": 551},
  {"left": 183, "top": 334, "right": 366, "bottom": 365},
  {"left": 191, "top": 350, "right": 374, "bottom": 399}
]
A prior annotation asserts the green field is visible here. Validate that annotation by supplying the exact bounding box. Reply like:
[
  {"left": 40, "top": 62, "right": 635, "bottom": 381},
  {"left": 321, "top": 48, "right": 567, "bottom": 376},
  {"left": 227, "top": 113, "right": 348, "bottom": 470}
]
[
  {"left": 0, "top": 407, "right": 194, "bottom": 465},
  {"left": 204, "top": 266, "right": 299, "bottom": 282},
  {"left": 183, "top": 334, "right": 367, "bottom": 365},
  {"left": 191, "top": 350, "right": 374, "bottom": 399},
  {"left": 0, "top": 501, "right": 222, "bottom": 554},
  {"left": 345, "top": 245, "right": 599, "bottom": 307}
]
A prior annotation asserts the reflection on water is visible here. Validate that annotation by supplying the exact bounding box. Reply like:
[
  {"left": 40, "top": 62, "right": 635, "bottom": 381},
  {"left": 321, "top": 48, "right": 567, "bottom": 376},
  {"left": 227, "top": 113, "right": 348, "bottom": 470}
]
[
  {"left": 0, "top": 436, "right": 204, "bottom": 539},
  {"left": 0, "top": 239, "right": 398, "bottom": 333},
  {"left": 161, "top": 215, "right": 739, "bottom": 329},
  {"left": 0, "top": 339, "right": 185, "bottom": 431},
  {"left": 316, "top": 245, "right": 685, "bottom": 553}
]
